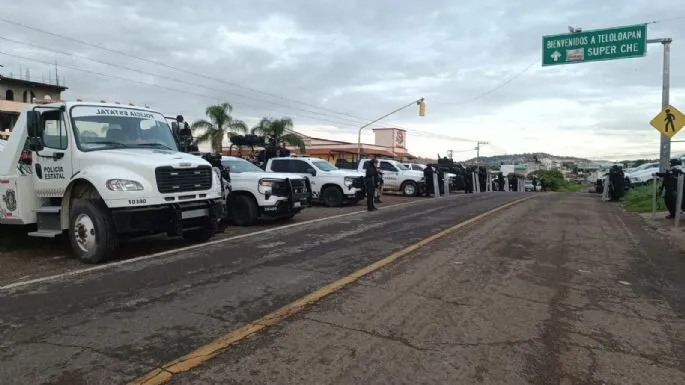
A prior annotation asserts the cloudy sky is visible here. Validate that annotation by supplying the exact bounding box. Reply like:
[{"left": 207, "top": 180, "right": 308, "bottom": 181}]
[{"left": 1, "top": 0, "right": 684, "bottom": 160}]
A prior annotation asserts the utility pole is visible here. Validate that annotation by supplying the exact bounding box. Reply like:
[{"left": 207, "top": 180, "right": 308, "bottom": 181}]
[
  {"left": 474, "top": 141, "right": 489, "bottom": 165},
  {"left": 646, "top": 37, "right": 673, "bottom": 172}
]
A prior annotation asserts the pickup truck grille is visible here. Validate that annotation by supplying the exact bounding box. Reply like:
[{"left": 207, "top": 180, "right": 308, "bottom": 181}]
[
  {"left": 272, "top": 178, "right": 308, "bottom": 197},
  {"left": 155, "top": 166, "right": 213, "bottom": 194},
  {"left": 351, "top": 176, "right": 364, "bottom": 188}
]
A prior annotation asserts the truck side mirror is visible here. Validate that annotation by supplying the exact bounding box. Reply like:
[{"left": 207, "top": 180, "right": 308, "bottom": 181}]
[
  {"left": 28, "top": 137, "right": 44, "bottom": 152},
  {"left": 306, "top": 168, "right": 316, "bottom": 176},
  {"left": 26, "top": 110, "right": 43, "bottom": 138}
]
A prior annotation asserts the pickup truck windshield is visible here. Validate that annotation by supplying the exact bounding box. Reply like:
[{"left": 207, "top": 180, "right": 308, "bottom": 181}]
[
  {"left": 71, "top": 106, "right": 178, "bottom": 152},
  {"left": 221, "top": 158, "right": 264, "bottom": 173},
  {"left": 395, "top": 162, "right": 409, "bottom": 170},
  {"left": 312, "top": 160, "right": 338, "bottom": 171}
]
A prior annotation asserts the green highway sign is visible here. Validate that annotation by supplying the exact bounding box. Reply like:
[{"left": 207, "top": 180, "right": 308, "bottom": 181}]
[{"left": 542, "top": 24, "right": 647, "bottom": 66}]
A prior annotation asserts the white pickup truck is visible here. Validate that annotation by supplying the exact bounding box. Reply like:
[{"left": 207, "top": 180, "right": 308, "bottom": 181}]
[
  {"left": 0, "top": 101, "right": 224, "bottom": 263},
  {"left": 264, "top": 156, "right": 365, "bottom": 206},
  {"left": 220, "top": 156, "right": 309, "bottom": 225},
  {"left": 359, "top": 158, "right": 425, "bottom": 196}
]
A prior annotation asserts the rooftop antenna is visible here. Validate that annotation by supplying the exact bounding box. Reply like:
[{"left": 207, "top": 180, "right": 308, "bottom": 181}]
[
  {"left": 54, "top": 61, "right": 59, "bottom": 86},
  {"left": 25, "top": 68, "right": 30, "bottom": 81}
]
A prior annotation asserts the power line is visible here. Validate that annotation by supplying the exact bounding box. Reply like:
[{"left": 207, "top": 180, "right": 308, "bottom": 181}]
[
  {"left": 0, "top": 17, "right": 523, "bottom": 142},
  {"left": 0, "top": 35, "right": 377, "bottom": 128},
  {"left": 431, "top": 58, "right": 538, "bottom": 105},
  {"left": 0, "top": 50, "right": 488, "bottom": 147},
  {"left": 0, "top": 16, "right": 378, "bottom": 124},
  {"left": 0, "top": 30, "right": 484, "bottom": 144}
]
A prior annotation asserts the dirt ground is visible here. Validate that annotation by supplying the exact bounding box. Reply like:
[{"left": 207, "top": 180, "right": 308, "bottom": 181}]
[{"left": 0, "top": 194, "right": 417, "bottom": 287}]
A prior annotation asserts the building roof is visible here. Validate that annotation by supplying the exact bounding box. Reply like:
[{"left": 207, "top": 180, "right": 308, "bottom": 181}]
[{"left": 0, "top": 75, "right": 68, "bottom": 92}]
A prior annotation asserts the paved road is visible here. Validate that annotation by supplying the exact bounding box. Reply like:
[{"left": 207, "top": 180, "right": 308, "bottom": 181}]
[
  {"left": 0, "top": 195, "right": 416, "bottom": 287},
  {"left": 0, "top": 192, "right": 524, "bottom": 385},
  {"left": 171, "top": 194, "right": 685, "bottom": 385}
]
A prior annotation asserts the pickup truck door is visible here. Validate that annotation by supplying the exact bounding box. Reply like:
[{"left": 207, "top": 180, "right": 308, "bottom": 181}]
[
  {"left": 379, "top": 161, "right": 400, "bottom": 189},
  {"left": 32, "top": 109, "right": 74, "bottom": 198}
]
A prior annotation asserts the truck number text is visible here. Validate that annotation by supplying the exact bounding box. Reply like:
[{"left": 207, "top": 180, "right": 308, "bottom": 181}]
[{"left": 128, "top": 199, "right": 147, "bottom": 205}]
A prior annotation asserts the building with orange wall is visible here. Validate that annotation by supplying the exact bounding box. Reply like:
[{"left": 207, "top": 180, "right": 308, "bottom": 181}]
[{"left": 223, "top": 127, "right": 417, "bottom": 163}]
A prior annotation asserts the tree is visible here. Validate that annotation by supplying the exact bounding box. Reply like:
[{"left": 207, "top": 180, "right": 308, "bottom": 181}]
[
  {"left": 250, "top": 117, "right": 306, "bottom": 153},
  {"left": 191, "top": 103, "right": 248, "bottom": 153}
]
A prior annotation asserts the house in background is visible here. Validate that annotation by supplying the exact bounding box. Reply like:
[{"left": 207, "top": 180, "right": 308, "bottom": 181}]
[
  {"left": 0, "top": 74, "right": 68, "bottom": 139},
  {"left": 222, "top": 127, "right": 417, "bottom": 163}
]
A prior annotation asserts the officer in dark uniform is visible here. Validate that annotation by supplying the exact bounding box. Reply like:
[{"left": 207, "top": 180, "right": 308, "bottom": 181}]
[
  {"left": 658, "top": 159, "right": 683, "bottom": 218},
  {"left": 365, "top": 159, "right": 378, "bottom": 211},
  {"left": 497, "top": 173, "right": 505, "bottom": 191},
  {"left": 423, "top": 164, "right": 435, "bottom": 197}
]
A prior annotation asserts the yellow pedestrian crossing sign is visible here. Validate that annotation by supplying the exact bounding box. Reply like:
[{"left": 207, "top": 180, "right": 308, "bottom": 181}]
[{"left": 650, "top": 105, "right": 685, "bottom": 138}]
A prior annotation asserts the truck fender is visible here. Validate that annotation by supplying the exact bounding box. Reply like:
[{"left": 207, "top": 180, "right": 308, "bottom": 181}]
[{"left": 61, "top": 178, "right": 101, "bottom": 230}]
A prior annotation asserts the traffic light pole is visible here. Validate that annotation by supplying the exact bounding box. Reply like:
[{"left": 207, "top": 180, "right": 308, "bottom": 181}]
[
  {"left": 356, "top": 98, "right": 424, "bottom": 160},
  {"left": 647, "top": 38, "right": 672, "bottom": 172}
]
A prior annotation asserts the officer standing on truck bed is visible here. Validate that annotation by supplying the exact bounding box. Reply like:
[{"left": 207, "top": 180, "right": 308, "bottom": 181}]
[{"left": 365, "top": 158, "right": 379, "bottom": 211}]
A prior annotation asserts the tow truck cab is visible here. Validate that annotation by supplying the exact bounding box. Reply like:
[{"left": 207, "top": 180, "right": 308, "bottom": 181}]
[{"left": 0, "top": 101, "right": 224, "bottom": 263}]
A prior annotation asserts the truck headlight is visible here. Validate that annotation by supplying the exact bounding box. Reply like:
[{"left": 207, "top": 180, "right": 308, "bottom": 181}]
[
  {"left": 106, "top": 179, "right": 143, "bottom": 191},
  {"left": 344, "top": 177, "right": 354, "bottom": 187},
  {"left": 258, "top": 178, "right": 277, "bottom": 194}
]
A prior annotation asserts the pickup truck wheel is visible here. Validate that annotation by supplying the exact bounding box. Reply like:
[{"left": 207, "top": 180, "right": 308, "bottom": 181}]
[
  {"left": 231, "top": 195, "right": 258, "bottom": 226},
  {"left": 69, "top": 199, "right": 118, "bottom": 264},
  {"left": 401, "top": 181, "right": 418, "bottom": 196},
  {"left": 321, "top": 186, "right": 343, "bottom": 207}
]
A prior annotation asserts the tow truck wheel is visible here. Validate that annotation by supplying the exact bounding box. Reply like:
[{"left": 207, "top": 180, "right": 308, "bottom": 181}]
[
  {"left": 230, "top": 195, "right": 258, "bottom": 226},
  {"left": 321, "top": 186, "right": 343, "bottom": 207},
  {"left": 401, "top": 181, "right": 418, "bottom": 196},
  {"left": 69, "top": 199, "right": 119, "bottom": 264}
]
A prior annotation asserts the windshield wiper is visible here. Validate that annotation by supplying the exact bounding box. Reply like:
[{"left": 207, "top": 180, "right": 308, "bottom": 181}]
[
  {"left": 83, "top": 140, "right": 128, "bottom": 148},
  {"left": 135, "top": 142, "right": 175, "bottom": 151}
]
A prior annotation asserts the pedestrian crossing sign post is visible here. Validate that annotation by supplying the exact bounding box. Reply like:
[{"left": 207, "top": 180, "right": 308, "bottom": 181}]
[{"left": 650, "top": 105, "right": 685, "bottom": 139}]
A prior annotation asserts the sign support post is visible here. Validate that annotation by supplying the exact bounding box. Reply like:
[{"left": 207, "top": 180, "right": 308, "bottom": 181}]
[{"left": 647, "top": 38, "right": 673, "bottom": 172}]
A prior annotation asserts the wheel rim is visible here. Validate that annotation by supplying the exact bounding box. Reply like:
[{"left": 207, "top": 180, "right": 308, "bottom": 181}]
[
  {"left": 404, "top": 184, "right": 415, "bottom": 195},
  {"left": 74, "top": 213, "right": 96, "bottom": 254}
]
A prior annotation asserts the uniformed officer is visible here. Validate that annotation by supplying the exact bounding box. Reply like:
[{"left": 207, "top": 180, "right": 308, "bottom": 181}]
[
  {"left": 365, "top": 159, "right": 379, "bottom": 211},
  {"left": 423, "top": 164, "right": 434, "bottom": 196}
]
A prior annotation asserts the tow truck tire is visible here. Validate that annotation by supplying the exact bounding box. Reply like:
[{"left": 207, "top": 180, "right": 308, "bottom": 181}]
[
  {"left": 401, "top": 181, "right": 418, "bottom": 196},
  {"left": 69, "top": 199, "right": 119, "bottom": 264},
  {"left": 321, "top": 186, "right": 343, "bottom": 207},
  {"left": 230, "top": 195, "right": 258, "bottom": 226}
]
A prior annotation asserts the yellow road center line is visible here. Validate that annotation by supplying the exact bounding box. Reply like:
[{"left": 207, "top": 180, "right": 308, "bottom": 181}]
[{"left": 129, "top": 196, "right": 532, "bottom": 385}]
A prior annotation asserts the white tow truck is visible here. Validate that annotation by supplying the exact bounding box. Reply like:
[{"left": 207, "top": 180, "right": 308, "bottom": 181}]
[
  {"left": 0, "top": 101, "right": 224, "bottom": 263},
  {"left": 220, "top": 156, "right": 309, "bottom": 226},
  {"left": 264, "top": 156, "right": 365, "bottom": 206}
]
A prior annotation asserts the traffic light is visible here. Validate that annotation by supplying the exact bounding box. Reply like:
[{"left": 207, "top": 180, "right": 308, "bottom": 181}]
[{"left": 418, "top": 98, "right": 426, "bottom": 117}]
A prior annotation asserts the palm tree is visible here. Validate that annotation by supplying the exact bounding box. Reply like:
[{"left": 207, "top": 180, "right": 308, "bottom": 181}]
[
  {"left": 191, "top": 103, "right": 248, "bottom": 153},
  {"left": 250, "top": 117, "right": 306, "bottom": 153}
]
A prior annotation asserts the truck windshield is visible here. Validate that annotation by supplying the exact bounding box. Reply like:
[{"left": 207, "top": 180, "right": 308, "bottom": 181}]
[
  {"left": 221, "top": 158, "right": 264, "bottom": 173},
  {"left": 70, "top": 106, "right": 178, "bottom": 152},
  {"left": 395, "top": 162, "right": 409, "bottom": 170},
  {"left": 312, "top": 160, "right": 338, "bottom": 171}
]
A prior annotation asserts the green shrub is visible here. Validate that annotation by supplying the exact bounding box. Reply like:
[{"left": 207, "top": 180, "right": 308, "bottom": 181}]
[{"left": 623, "top": 182, "right": 664, "bottom": 213}]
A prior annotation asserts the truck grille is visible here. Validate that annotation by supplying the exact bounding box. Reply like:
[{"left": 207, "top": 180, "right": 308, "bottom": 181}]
[
  {"left": 271, "top": 178, "right": 308, "bottom": 197},
  {"left": 351, "top": 176, "right": 364, "bottom": 188},
  {"left": 155, "top": 166, "right": 213, "bottom": 194},
  {"left": 290, "top": 179, "right": 307, "bottom": 195}
]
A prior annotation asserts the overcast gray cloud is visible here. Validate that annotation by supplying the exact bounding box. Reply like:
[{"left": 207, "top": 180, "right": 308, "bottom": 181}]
[{"left": 1, "top": 0, "right": 684, "bottom": 159}]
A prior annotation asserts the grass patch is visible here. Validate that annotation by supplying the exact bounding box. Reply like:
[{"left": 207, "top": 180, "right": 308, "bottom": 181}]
[
  {"left": 557, "top": 182, "right": 583, "bottom": 193},
  {"left": 623, "top": 182, "right": 665, "bottom": 213}
]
